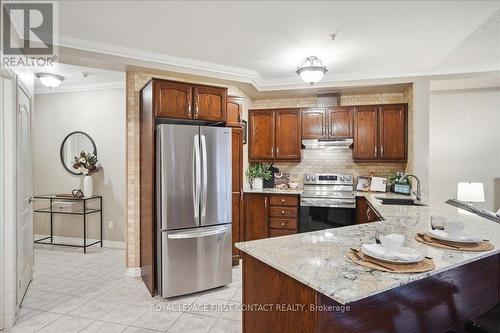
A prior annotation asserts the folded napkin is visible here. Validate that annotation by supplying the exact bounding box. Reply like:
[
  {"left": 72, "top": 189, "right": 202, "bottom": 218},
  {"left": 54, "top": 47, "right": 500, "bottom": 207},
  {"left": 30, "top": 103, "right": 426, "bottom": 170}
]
[
  {"left": 361, "top": 244, "right": 424, "bottom": 262},
  {"left": 428, "top": 229, "right": 481, "bottom": 243}
]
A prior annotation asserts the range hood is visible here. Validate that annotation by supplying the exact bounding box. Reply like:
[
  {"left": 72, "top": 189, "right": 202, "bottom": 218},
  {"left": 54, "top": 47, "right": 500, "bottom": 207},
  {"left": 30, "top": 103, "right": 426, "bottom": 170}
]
[{"left": 302, "top": 138, "right": 353, "bottom": 150}]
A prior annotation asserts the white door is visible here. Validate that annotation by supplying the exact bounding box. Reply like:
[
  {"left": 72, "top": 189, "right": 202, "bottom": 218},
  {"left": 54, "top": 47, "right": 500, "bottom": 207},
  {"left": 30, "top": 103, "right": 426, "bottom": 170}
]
[{"left": 16, "top": 84, "right": 33, "bottom": 306}]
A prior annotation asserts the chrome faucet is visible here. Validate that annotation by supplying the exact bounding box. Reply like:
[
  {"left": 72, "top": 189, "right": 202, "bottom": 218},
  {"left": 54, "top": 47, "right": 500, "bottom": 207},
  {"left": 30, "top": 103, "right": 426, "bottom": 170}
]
[{"left": 400, "top": 174, "right": 421, "bottom": 202}]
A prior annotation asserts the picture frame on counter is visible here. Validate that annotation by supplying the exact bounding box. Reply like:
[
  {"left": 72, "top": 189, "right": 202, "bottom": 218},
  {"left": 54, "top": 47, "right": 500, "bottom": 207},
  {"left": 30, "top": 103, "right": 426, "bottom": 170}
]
[{"left": 356, "top": 176, "right": 372, "bottom": 192}]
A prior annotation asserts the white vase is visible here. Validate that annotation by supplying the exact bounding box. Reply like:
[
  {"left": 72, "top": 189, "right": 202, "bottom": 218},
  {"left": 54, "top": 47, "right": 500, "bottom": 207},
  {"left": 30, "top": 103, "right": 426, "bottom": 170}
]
[
  {"left": 252, "top": 177, "right": 263, "bottom": 189},
  {"left": 83, "top": 175, "right": 93, "bottom": 197}
]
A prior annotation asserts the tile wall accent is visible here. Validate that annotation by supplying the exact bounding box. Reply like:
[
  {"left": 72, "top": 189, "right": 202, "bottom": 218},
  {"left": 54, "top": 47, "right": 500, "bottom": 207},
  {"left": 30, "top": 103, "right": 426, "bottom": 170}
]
[{"left": 126, "top": 72, "right": 251, "bottom": 268}]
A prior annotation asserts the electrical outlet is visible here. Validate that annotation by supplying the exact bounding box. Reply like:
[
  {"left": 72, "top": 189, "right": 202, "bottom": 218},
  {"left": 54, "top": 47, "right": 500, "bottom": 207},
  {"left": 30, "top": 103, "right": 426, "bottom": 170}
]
[{"left": 107, "top": 220, "right": 114, "bottom": 229}]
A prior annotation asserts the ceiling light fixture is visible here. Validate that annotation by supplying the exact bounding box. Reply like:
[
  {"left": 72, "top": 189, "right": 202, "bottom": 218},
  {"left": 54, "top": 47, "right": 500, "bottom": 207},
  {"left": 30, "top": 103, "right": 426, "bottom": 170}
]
[
  {"left": 296, "top": 56, "right": 328, "bottom": 85},
  {"left": 36, "top": 73, "right": 64, "bottom": 88}
]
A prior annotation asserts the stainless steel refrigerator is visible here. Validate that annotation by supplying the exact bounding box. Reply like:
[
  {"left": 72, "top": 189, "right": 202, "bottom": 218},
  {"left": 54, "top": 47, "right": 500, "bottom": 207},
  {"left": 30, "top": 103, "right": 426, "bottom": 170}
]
[{"left": 156, "top": 124, "right": 232, "bottom": 298}]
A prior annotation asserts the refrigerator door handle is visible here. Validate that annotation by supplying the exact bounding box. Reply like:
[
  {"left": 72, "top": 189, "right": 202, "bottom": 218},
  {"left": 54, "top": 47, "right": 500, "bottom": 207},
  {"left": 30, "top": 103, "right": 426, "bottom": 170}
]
[
  {"left": 200, "top": 134, "right": 208, "bottom": 218},
  {"left": 166, "top": 227, "right": 226, "bottom": 240},
  {"left": 193, "top": 134, "right": 201, "bottom": 219}
]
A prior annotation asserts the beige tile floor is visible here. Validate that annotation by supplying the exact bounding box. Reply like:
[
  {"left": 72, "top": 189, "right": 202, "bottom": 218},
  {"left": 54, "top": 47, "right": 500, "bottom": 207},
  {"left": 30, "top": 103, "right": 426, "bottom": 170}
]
[{"left": 9, "top": 245, "right": 242, "bottom": 333}]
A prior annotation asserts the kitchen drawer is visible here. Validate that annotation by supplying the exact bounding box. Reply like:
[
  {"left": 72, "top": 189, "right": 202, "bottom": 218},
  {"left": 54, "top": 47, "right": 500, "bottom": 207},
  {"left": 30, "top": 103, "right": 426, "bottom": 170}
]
[
  {"left": 269, "top": 195, "right": 298, "bottom": 207},
  {"left": 269, "top": 228, "right": 296, "bottom": 238},
  {"left": 269, "top": 218, "right": 297, "bottom": 231},
  {"left": 269, "top": 207, "right": 297, "bottom": 219}
]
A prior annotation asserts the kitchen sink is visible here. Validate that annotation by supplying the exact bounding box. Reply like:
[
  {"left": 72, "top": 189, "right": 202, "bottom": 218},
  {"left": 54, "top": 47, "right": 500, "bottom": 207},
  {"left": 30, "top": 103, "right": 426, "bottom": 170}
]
[{"left": 375, "top": 197, "right": 427, "bottom": 206}]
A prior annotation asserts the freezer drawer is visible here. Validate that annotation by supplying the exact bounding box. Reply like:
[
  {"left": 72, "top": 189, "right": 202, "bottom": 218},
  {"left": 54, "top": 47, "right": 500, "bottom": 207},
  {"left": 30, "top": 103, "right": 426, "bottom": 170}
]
[{"left": 160, "top": 224, "right": 232, "bottom": 298}]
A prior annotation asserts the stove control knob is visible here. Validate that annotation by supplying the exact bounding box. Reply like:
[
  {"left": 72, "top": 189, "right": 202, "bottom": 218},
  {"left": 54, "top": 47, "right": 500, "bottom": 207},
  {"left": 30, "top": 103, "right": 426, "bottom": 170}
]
[
  {"left": 346, "top": 176, "right": 352, "bottom": 182},
  {"left": 311, "top": 176, "right": 316, "bottom": 181},
  {"left": 340, "top": 176, "right": 345, "bottom": 181},
  {"left": 305, "top": 175, "right": 311, "bottom": 181}
]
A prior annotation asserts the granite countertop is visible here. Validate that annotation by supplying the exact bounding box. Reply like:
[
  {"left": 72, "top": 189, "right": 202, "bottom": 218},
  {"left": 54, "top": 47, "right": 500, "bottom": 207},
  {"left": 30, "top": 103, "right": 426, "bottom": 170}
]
[
  {"left": 243, "top": 187, "right": 304, "bottom": 195},
  {"left": 236, "top": 192, "right": 500, "bottom": 305}
]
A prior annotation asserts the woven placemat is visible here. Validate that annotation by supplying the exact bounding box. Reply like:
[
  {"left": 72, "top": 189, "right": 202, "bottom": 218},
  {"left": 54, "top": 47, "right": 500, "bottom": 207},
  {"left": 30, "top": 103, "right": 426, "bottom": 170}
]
[
  {"left": 347, "top": 249, "right": 435, "bottom": 273},
  {"left": 415, "top": 233, "right": 494, "bottom": 252}
]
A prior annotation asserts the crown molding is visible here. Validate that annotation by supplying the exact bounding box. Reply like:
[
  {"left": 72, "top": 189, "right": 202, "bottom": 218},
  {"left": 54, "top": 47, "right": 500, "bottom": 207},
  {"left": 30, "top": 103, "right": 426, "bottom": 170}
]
[
  {"left": 35, "top": 81, "right": 125, "bottom": 94},
  {"left": 58, "top": 35, "right": 500, "bottom": 92}
]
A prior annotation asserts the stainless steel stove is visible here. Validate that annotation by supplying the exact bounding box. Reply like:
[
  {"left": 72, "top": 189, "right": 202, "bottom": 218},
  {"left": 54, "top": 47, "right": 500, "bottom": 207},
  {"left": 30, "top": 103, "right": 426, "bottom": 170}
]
[{"left": 300, "top": 173, "right": 356, "bottom": 232}]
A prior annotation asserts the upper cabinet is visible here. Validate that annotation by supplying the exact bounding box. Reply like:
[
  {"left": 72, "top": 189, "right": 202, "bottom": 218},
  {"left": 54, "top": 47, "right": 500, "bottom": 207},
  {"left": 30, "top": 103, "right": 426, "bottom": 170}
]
[
  {"left": 275, "top": 110, "right": 301, "bottom": 160},
  {"left": 249, "top": 110, "right": 275, "bottom": 160},
  {"left": 301, "top": 107, "right": 353, "bottom": 140},
  {"left": 152, "top": 79, "right": 227, "bottom": 122},
  {"left": 353, "top": 104, "right": 407, "bottom": 162},
  {"left": 193, "top": 86, "right": 226, "bottom": 122},
  {"left": 226, "top": 96, "right": 243, "bottom": 127},
  {"left": 249, "top": 109, "right": 301, "bottom": 162},
  {"left": 155, "top": 80, "right": 193, "bottom": 119},
  {"left": 328, "top": 107, "right": 353, "bottom": 138},
  {"left": 301, "top": 108, "right": 327, "bottom": 139}
]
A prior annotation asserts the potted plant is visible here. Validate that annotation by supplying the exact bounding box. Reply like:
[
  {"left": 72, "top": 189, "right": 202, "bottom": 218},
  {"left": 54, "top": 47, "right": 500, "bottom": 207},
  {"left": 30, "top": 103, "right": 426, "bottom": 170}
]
[
  {"left": 73, "top": 151, "right": 100, "bottom": 197},
  {"left": 245, "top": 163, "right": 272, "bottom": 189}
]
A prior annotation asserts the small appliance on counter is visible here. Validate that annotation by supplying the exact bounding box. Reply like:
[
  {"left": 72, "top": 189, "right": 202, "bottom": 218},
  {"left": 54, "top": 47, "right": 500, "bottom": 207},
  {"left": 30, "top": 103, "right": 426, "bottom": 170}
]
[{"left": 263, "top": 165, "right": 279, "bottom": 188}]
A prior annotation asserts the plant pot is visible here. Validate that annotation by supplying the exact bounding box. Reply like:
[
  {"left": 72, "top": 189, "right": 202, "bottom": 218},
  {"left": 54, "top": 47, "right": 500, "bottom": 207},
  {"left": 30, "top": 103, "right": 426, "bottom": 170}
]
[
  {"left": 251, "top": 177, "right": 263, "bottom": 189},
  {"left": 83, "top": 175, "right": 93, "bottom": 197}
]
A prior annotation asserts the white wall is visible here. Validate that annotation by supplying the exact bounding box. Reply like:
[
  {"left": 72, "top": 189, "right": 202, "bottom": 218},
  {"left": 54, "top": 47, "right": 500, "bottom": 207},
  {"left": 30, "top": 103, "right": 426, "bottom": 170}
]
[
  {"left": 33, "top": 88, "right": 126, "bottom": 242},
  {"left": 429, "top": 88, "right": 500, "bottom": 211}
]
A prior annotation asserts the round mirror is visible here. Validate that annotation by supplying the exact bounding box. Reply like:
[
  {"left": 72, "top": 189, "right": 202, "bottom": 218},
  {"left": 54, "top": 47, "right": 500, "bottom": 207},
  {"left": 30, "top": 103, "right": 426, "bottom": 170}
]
[{"left": 60, "top": 131, "right": 97, "bottom": 175}]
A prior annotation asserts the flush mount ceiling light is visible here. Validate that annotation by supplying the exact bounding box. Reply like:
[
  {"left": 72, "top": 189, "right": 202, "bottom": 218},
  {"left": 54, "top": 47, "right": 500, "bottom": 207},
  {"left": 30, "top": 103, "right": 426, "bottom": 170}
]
[
  {"left": 296, "top": 56, "right": 328, "bottom": 85},
  {"left": 36, "top": 73, "right": 64, "bottom": 88}
]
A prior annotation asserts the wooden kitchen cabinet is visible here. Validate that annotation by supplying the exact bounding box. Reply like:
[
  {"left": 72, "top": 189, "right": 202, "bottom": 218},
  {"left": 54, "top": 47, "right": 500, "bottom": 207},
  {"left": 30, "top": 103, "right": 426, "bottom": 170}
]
[
  {"left": 249, "top": 110, "right": 275, "bottom": 160},
  {"left": 353, "top": 106, "right": 378, "bottom": 160},
  {"left": 243, "top": 193, "right": 299, "bottom": 241},
  {"left": 356, "top": 196, "right": 382, "bottom": 224},
  {"left": 193, "top": 86, "right": 226, "bottom": 122},
  {"left": 275, "top": 109, "right": 301, "bottom": 160},
  {"left": 243, "top": 194, "right": 269, "bottom": 241},
  {"left": 301, "top": 108, "right": 327, "bottom": 139},
  {"left": 379, "top": 104, "right": 407, "bottom": 160},
  {"left": 353, "top": 104, "right": 407, "bottom": 162},
  {"left": 231, "top": 128, "right": 244, "bottom": 265},
  {"left": 151, "top": 78, "right": 227, "bottom": 122},
  {"left": 226, "top": 96, "right": 243, "bottom": 127},
  {"left": 154, "top": 80, "right": 193, "bottom": 119},
  {"left": 301, "top": 107, "right": 353, "bottom": 140},
  {"left": 328, "top": 107, "right": 353, "bottom": 138},
  {"left": 249, "top": 108, "right": 301, "bottom": 162}
]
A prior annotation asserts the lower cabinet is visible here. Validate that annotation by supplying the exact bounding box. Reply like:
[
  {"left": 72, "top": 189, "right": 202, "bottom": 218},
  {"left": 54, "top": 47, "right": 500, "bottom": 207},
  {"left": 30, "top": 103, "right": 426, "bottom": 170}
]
[
  {"left": 356, "top": 196, "right": 382, "bottom": 223},
  {"left": 244, "top": 193, "right": 299, "bottom": 241}
]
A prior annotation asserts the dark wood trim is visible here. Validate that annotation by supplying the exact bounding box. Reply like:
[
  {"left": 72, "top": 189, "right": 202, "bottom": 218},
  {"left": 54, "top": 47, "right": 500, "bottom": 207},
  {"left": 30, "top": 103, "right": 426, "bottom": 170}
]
[
  {"left": 139, "top": 80, "right": 156, "bottom": 296},
  {"left": 242, "top": 253, "right": 500, "bottom": 333}
]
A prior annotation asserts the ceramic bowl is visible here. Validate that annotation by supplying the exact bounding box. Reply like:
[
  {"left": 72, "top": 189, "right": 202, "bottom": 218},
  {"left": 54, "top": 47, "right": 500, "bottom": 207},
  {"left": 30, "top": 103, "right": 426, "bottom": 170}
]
[
  {"left": 288, "top": 182, "right": 299, "bottom": 189},
  {"left": 379, "top": 233, "right": 405, "bottom": 254}
]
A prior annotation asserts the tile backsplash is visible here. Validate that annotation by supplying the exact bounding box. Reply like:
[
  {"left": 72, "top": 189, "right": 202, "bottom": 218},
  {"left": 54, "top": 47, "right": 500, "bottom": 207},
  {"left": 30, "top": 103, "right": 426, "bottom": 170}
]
[{"left": 273, "top": 149, "right": 406, "bottom": 185}]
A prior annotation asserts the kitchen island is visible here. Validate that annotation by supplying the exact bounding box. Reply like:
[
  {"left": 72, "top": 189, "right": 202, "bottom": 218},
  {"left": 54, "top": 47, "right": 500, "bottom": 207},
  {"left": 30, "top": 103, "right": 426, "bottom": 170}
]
[{"left": 236, "top": 192, "right": 500, "bottom": 333}]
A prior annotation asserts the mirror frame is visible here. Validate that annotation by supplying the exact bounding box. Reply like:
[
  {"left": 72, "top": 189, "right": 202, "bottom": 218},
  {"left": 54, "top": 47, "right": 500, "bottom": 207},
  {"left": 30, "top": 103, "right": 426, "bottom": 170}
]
[{"left": 60, "top": 131, "right": 97, "bottom": 175}]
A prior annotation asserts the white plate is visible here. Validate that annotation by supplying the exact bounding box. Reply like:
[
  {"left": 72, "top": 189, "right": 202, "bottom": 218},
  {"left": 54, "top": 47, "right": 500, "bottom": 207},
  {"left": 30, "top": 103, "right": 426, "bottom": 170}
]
[
  {"left": 360, "top": 244, "right": 424, "bottom": 264},
  {"left": 427, "top": 229, "right": 481, "bottom": 244}
]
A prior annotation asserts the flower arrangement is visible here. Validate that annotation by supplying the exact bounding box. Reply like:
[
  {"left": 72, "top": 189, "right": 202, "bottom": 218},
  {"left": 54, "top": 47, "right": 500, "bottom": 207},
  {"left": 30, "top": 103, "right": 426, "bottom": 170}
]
[{"left": 73, "top": 151, "right": 99, "bottom": 175}]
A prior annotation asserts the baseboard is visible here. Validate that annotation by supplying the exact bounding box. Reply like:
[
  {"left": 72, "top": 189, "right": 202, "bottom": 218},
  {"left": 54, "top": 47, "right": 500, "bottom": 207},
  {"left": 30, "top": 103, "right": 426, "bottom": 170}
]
[
  {"left": 125, "top": 267, "right": 141, "bottom": 278},
  {"left": 34, "top": 234, "right": 125, "bottom": 249}
]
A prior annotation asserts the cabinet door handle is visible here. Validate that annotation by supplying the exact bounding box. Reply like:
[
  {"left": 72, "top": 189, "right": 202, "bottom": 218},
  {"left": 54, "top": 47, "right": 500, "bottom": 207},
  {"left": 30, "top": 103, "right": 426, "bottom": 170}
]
[
  {"left": 187, "top": 101, "right": 191, "bottom": 117},
  {"left": 374, "top": 146, "right": 377, "bottom": 157},
  {"left": 281, "top": 222, "right": 285, "bottom": 227},
  {"left": 195, "top": 95, "right": 199, "bottom": 117},
  {"left": 271, "top": 147, "right": 274, "bottom": 157},
  {"left": 264, "top": 197, "right": 268, "bottom": 208},
  {"left": 281, "top": 199, "right": 285, "bottom": 203},
  {"left": 281, "top": 210, "right": 285, "bottom": 214},
  {"left": 366, "top": 208, "right": 372, "bottom": 221},
  {"left": 381, "top": 146, "right": 384, "bottom": 156}
]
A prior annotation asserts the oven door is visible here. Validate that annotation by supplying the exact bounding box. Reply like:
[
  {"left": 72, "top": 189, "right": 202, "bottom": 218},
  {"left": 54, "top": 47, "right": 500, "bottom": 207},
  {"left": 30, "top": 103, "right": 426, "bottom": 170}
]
[{"left": 299, "top": 198, "right": 355, "bottom": 232}]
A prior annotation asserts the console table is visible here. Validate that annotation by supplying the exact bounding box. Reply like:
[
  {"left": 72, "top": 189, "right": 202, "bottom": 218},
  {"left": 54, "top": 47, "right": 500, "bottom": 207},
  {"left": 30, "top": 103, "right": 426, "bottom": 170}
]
[{"left": 34, "top": 195, "right": 103, "bottom": 253}]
